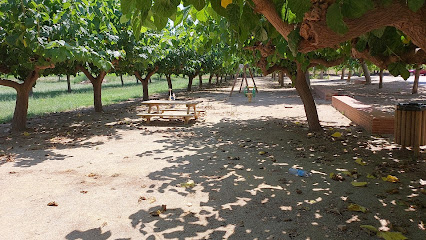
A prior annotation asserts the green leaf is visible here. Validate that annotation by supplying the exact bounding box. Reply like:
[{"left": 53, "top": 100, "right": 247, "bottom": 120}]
[
  {"left": 287, "top": 0, "right": 312, "bottom": 23},
  {"left": 326, "top": 3, "right": 348, "bottom": 35},
  {"left": 185, "top": 0, "right": 205, "bottom": 11},
  {"left": 121, "top": 0, "right": 136, "bottom": 15},
  {"left": 288, "top": 28, "right": 301, "bottom": 56},
  {"left": 407, "top": 0, "right": 425, "bottom": 12},
  {"left": 341, "top": 0, "right": 373, "bottom": 19},
  {"left": 153, "top": 15, "right": 168, "bottom": 30},
  {"left": 210, "top": 0, "right": 227, "bottom": 17},
  {"left": 355, "top": 39, "right": 368, "bottom": 52},
  {"left": 371, "top": 27, "right": 386, "bottom": 38},
  {"left": 135, "top": 0, "right": 152, "bottom": 11},
  {"left": 226, "top": 3, "right": 240, "bottom": 28},
  {"left": 377, "top": 231, "right": 408, "bottom": 240},
  {"left": 360, "top": 225, "right": 379, "bottom": 233},
  {"left": 388, "top": 62, "right": 410, "bottom": 80}
]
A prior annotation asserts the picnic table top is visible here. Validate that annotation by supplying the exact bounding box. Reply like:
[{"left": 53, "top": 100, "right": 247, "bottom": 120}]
[{"left": 141, "top": 100, "right": 203, "bottom": 105}]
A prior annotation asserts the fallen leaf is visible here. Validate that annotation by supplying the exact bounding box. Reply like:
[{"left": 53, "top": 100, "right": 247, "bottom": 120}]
[
  {"left": 377, "top": 231, "right": 407, "bottom": 240},
  {"left": 23, "top": 132, "right": 30, "bottom": 137},
  {"left": 331, "top": 132, "right": 342, "bottom": 138},
  {"left": 367, "top": 174, "right": 377, "bottom": 179},
  {"left": 138, "top": 196, "right": 147, "bottom": 203},
  {"left": 47, "top": 201, "right": 58, "bottom": 206},
  {"left": 342, "top": 171, "right": 352, "bottom": 176},
  {"left": 348, "top": 203, "right": 367, "bottom": 213},
  {"left": 382, "top": 175, "right": 399, "bottom": 183},
  {"left": 258, "top": 151, "right": 267, "bottom": 155},
  {"left": 385, "top": 188, "right": 399, "bottom": 194},
  {"left": 180, "top": 180, "right": 195, "bottom": 188},
  {"left": 360, "top": 225, "right": 379, "bottom": 234},
  {"left": 149, "top": 197, "right": 156, "bottom": 203},
  {"left": 355, "top": 158, "right": 367, "bottom": 166},
  {"left": 351, "top": 181, "right": 368, "bottom": 187},
  {"left": 150, "top": 205, "right": 167, "bottom": 217}
]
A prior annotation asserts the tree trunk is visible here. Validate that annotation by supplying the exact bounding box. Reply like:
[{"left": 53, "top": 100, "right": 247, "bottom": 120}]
[
  {"left": 135, "top": 76, "right": 139, "bottom": 83},
  {"left": 305, "top": 70, "right": 311, "bottom": 88},
  {"left": 142, "top": 78, "right": 149, "bottom": 100},
  {"left": 220, "top": 75, "right": 223, "bottom": 83},
  {"left": 347, "top": 70, "right": 352, "bottom": 82},
  {"left": 319, "top": 70, "right": 324, "bottom": 79},
  {"left": 216, "top": 74, "right": 219, "bottom": 85},
  {"left": 379, "top": 69, "right": 384, "bottom": 89},
  {"left": 199, "top": 75, "right": 203, "bottom": 88},
  {"left": 187, "top": 76, "right": 194, "bottom": 91},
  {"left": 92, "top": 76, "right": 104, "bottom": 112},
  {"left": 412, "top": 66, "right": 421, "bottom": 94},
  {"left": 341, "top": 68, "right": 345, "bottom": 80},
  {"left": 120, "top": 74, "right": 124, "bottom": 87},
  {"left": 278, "top": 71, "right": 284, "bottom": 87},
  {"left": 11, "top": 71, "right": 39, "bottom": 131},
  {"left": 361, "top": 62, "right": 371, "bottom": 85},
  {"left": 67, "top": 74, "right": 71, "bottom": 93},
  {"left": 208, "top": 74, "right": 213, "bottom": 86},
  {"left": 166, "top": 74, "right": 173, "bottom": 90},
  {"left": 295, "top": 63, "right": 321, "bottom": 131}
]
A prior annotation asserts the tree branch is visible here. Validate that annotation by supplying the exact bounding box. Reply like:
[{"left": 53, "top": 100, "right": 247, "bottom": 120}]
[
  {"left": 35, "top": 63, "right": 55, "bottom": 71},
  {"left": 0, "top": 78, "right": 20, "bottom": 90},
  {"left": 76, "top": 65, "right": 96, "bottom": 82},
  {"left": 252, "top": 0, "right": 294, "bottom": 41},
  {"left": 308, "top": 57, "right": 345, "bottom": 69},
  {"left": 299, "top": 2, "right": 426, "bottom": 52},
  {"left": 145, "top": 66, "right": 159, "bottom": 81}
]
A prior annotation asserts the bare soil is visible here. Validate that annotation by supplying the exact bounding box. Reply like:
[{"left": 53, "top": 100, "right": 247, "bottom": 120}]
[{"left": 0, "top": 75, "right": 425, "bottom": 240}]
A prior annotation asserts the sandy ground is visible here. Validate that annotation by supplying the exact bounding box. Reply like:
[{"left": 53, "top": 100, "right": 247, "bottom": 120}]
[{"left": 0, "top": 75, "right": 425, "bottom": 240}]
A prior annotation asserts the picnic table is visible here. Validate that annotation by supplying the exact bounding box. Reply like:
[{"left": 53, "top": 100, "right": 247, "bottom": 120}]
[{"left": 137, "top": 100, "right": 203, "bottom": 124}]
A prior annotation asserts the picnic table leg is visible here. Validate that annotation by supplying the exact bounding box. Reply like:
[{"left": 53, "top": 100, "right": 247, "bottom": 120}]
[
  {"left": 184, "top": 116, "right": 190, "bottom": 124},
  {"left": 156, "top": 105, "right": 160, "bottom": 113},
  {"left": 148, "top": 105, "right": 152, "bottom": 113},
  {"left": 193, "top": 105, "right": 198, "bottom": 119},
  {"left": 146, "top": 116, "right": 151, "bottom": 123}
]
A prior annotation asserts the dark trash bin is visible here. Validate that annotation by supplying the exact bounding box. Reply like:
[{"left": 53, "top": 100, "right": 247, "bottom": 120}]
[{"left": 394, "top": 103, "right": 426, "bottom": 155}]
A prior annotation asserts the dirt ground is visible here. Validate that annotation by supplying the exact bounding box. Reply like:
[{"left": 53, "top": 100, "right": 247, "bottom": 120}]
[{"left": 0, "top": 74, "right": 425, "bottom": 240}]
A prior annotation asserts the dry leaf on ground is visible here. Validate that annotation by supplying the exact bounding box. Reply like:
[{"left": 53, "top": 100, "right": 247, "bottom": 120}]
[
  {"left": 348, "top": 203, "right": 367, "bottom": 213},
  {"left": 331, "top": 132, "right": 342, "bottom": 138},
  {"left": 351, "top": 181, "right": 368, "bottom": 187},
  {"left": 47, "top": 201, "right": 58, "bottom": 206},
  {"left": 355, "top": 158, "right": 367, "bottom": 166},
  {"left": 382, "top": 175, "right": 399, "bottom": 183}
]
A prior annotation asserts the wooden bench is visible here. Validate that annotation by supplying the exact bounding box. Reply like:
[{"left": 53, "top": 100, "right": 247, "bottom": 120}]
[
  {"left": 137, "top": 113, "right": 196, "bottom": 124},
  {"left": 312, "top": 85, "right": 340, "bottom": 101},
  {"left": 159, "top": 109, "right": 205, "bottom": 119},
  {"left": 332, "top": 96, "right": 394, "bottom": 134}
]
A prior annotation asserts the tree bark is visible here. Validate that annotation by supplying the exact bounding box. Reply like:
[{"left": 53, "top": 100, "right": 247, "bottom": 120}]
[
  {"left": 216, "top": 74, "right": 219, "bottom": 85},
  {"left": 412, "top": 66, "right": 421, "bottom": 94},
  {"left": 361, "top": 62, "right": 371, "bottom": 85},
  {"left": 341, "top": 68, "right": 345, "bottom": 80},
  {"left": 11, "top": 71, "right": 40, "bottom": 131},
  {"left": 347, "top": 70, "right": 352, "bottom": 82},
  {"left": 67, "top": 74, "right": 71, "bottom": 93},
  {"left": 166, "top": 74, "right": 173, "bottom": 90},
  {"left": 199, "top": 75, "right": 203, "bottom": 88},
  {"left": 305, "top": 70, "right": 311, "bottom": 88},
  {"left": 92, "top": 74, "right": 105, "bottom": 112},
  {"left": 120, "top": 74, "right": 124, "bottom": 87},
  {"left": 278, "top": 71, "right": 284, "bottom": 87},
  {"left": 187, "top": 76, "right": 194, "bottom": 91},
  {"left": 208, "top": 74, "right": 213, "bottom": 86},
  {"left": 319, "top": 70, "right": 324, "bottom": 79},
  {"left": 379, "top": 69, "right": 384, "bottom": 89},
  {"left": 294, "top": 63, "right": 321, "bottom": 131}
]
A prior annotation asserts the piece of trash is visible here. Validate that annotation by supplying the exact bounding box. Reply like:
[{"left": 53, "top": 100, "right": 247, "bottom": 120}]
[
  {"left": 382, "top": 175, "right": 399, "bottom": 183},
  {"left": 150, "top": 205, "right": 167, "bottom": 217},
  {"left": 348, "top": 203, "right": 367, "bottom": 213},
  {"left": 331, "top": 132, "right": 342, "bottom": 138},
  {"left": 330, "top": 172, "right": 345, "bottom": 181},
  {"left": 351, "top": 181, "right": 368, "bottom": 187},
  {"left": 289, "top": 168, "right": 311, "bottom": 177},
  {"left": 47, "top": 201, "right": 58, "bottom": 206}
]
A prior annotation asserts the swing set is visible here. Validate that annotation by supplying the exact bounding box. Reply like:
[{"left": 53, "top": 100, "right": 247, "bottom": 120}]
[{"left": 229, "top": 64, "right": 258, "bottom": 102}]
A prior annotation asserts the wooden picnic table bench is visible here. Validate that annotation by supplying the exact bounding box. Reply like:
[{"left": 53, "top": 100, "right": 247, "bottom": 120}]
[{"left": 138, "top": 100, "right": 203, "bottom": 124}]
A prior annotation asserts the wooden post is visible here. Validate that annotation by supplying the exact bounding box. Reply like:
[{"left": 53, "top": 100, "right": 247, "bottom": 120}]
[
  {"left": 414, "top": 111, "right": 422, "bottom": 156},
  {"left": 405, "top": 111, "right": 412, "bottom": 146},
  {"left": 401, "top": 110, "right": 407, "bottom": 147},
  {"left": 422, "top": 110, "right": 426, "bottom": 145},
  {"left": 394, "top": 107, "right": 401, "bottom": 144}
]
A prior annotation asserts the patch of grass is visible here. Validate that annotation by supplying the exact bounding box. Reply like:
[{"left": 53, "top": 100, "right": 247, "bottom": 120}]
[{"left": 0, "top": 73, "right": 198, "bottom": 123}]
